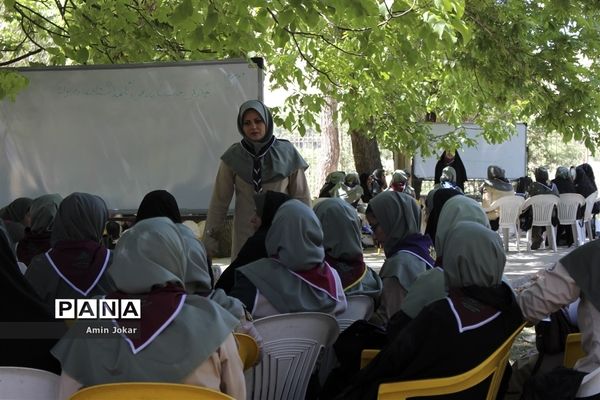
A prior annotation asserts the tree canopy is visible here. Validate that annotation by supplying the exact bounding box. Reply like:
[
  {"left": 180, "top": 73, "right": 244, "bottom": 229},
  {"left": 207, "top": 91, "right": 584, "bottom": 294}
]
[{"left": 1, "top": 0, "right": 600, "bottom": 154}]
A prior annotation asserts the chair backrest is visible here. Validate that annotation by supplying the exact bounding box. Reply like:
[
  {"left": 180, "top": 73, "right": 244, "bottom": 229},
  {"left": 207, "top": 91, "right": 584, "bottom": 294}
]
[
  {"left": 376, "top": 323, "right": 525, "bottom": 400},
  {"left": 563, "top": 332, "right": 585, "bottom": 368},
  {"left": 490, "top": 195, "right": 525, "bottom": 228},
  {"left": 234, "top": 332, "right": 260, "bottom": 370},
  {"left": 557, "top": 193, "right": 586, "bottom": 224},
  {"left": 245, "top": 312, "right": 340, "bottom": 400},
  {"left": 522, "top": 195, "right": 559, "bottom": 226},
  {"left": 69, "top": 382, "right": 234, "bottom": 399},
  {"left": 336, "top": 295, "right": 375, "bottom": 332},
  {"left": 0, "top": 366, "right": 60, "bottom": 400},
  {"left": 584, "top": 191, "right": 598, "bottom": 221}
]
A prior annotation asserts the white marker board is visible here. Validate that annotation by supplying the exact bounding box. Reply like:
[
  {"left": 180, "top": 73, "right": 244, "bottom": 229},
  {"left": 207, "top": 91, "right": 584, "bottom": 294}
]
[
  {"left": 413, "top": 123, "right": 527, "bottom": 180},
  {"left": 0, "top": 60, "right": 263, "bottom": 212}
]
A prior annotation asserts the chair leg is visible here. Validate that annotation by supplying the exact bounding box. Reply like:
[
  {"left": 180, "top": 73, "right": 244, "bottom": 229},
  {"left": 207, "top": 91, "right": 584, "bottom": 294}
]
[
  {"left": 526, "top": 229, "right": 532, "bottom": 251},
  {"left": 516, "top": 225, "right": 521, "bottom": 252},
  {"left": 502, "top": 227, "right": 509, "bottom": 252},
  {"left": 586, "top": 221, "right": 594, "bottom": 242},
  {"left": 571, "top": 223, "right": 579, "bottom": 247},
  {"left": 547, "top": 225, "right": 557, "bottom": 252}
]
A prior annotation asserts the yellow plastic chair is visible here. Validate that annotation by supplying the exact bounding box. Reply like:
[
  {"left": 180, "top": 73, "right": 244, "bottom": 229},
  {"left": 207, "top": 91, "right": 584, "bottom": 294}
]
[
  {"left": 234, "top": 332, "right": 260, "bottom": 370},
  {"left": 69, "top": 382, "right": 234, "bottom": 399},
  {"left": 360, "top": 323, "right": 525, "bottom": 400},
  {"left": 564, "top": 332, "right": 586, "bottom": 368}
]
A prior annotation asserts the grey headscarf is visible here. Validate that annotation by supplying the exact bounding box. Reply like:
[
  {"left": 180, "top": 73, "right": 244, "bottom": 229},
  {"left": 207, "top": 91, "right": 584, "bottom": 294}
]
[
  {"left": 29, "top": 194, "right": 62, "bottom": 234},
  {"left": 222, "top": 100, "right": 308, "bottom": 186},
  {"left": 367, "top": 191, "right": 421, "bottom": 257},
  {"left": 176, "top": 224, "right": 212, "bottom": 295},
  {"left": 237, "top": 99, "right": 274, "bottom": 148},
  {"left": 435, "top": 195, "right": 490, "bottom": 258},
  {"left": 177, "top": 224, "right": 244, "bottom": 318},
  {"left": 484, "top": 165, "right": 513, "bottom": 192},
  {"left": 52, "top": 217, "right": 238, "bottom": 385},
  {"left": 441, "top": 166, "right": 457, "bottom": 183},
  {"left": 51, "top": 193, "right": 108, "bottom": 246},
  {"left": 0, "top": 197, "right": 32, "bottom": 222},
  {"left": 391, "top": 170, "right": 409, "bottom": 184},
  {"left": 313, "top": 198, "right": 362, "bottom": 260},
  {"left": 109, "top": 217, "right": 186, "bottom": 293},
  {"left": 556, "top": 166, "right": 571, "bottom": 180},
  {"left": 401, "top": 196, "right": 490, "bottom": 317},
  {"left": 560, "top": 239, "right": 600, "bottom": 312},
  {"left": 443, "top": 221, "right": 505, "bottom": 288},
  {"left": 238, "top": 200, "right": 343, "bottom": 314},
  {"left": 266, "top": 199, "right": 324, "bottom": 271}
]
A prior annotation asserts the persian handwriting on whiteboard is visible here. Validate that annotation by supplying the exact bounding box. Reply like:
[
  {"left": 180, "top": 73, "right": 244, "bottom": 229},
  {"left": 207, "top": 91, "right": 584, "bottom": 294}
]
[{"left": 53, "top": 72, "right": 246, "bottom": 100}]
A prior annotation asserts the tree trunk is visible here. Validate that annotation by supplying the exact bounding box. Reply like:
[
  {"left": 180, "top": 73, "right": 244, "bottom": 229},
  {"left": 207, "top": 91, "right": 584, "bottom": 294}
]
[
  {"left": 350, "top": 127, "right": 382, "bottom": 175},
  {"left": 317, "top": 96, "right": 340, "bottom": 187}
]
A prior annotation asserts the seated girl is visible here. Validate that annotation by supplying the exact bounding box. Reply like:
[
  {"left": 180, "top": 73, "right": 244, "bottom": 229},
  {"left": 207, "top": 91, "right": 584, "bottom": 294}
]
[
  {"left": 229, "top": 200, "right": 346, "bottom": 318},
  {"left": 51, "top": 217, "right": 244, "bottom": 399}
]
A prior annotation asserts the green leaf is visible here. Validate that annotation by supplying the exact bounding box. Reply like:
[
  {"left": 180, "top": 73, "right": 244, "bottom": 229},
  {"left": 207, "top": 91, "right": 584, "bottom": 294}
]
[
  {"left": 171, "top": 0, "right": 194, "bottom": 24},
  {"left": 75, "top": 47, "right": 89, "bottom": 63},
  {"left": 204, "top": 4, "right": 219, "bottom": 32},
  {"left": 278, "top": 9, "right": 295, "bottom": 26}
]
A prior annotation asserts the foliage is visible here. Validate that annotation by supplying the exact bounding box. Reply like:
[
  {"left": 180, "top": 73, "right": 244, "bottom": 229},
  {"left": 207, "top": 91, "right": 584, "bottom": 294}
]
[
  {"left": 527, "top": 124, "right": 588, "bottom": 176},
  {"left": 2, "top": 0, "right": 600, "bottom": 154}
]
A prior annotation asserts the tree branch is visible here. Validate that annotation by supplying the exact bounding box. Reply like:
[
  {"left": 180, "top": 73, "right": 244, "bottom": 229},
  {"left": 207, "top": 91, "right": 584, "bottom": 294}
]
[
  {"left": 266, "top": 8, "right": 341, "bottom": 87},
  {"left": 19, "top": 20, "right": 46, "bottom": 51},
  {"left": 0, "top": 48, "right": 43, "bottom": 67},
  {"left": 14, "top": 1, "right": 68, "bottom": 36},
  {"left": 285, "top": 28, "right": 364, "bottom": 57},
  {"left": 289, "top": 32, "right": 341, "bottom": 88}
]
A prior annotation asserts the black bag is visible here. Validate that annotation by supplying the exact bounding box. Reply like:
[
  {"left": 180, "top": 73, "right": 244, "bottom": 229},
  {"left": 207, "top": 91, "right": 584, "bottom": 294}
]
[
  {"left": 520, "top": 207, "right": 533, "bottom": 231},
  {"left": 535, "top": 309, "right": 578, "bottom": 355},
  {"left": 520, "top": 367, "right": 587, "bottom": 400}
]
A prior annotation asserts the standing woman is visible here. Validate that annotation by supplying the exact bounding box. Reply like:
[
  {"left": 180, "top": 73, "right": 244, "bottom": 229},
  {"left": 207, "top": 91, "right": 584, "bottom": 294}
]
[{"left": 203, "top": 100, "right": 311, "bottom": 259}]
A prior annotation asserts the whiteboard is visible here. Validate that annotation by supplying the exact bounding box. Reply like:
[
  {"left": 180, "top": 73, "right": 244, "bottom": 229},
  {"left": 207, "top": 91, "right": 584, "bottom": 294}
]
[
  {"left": 0, "top": 60, "right": 263, "bottom": 212},
  {"left": 413, "top": 123, "right": 527, "bottom": 180}
]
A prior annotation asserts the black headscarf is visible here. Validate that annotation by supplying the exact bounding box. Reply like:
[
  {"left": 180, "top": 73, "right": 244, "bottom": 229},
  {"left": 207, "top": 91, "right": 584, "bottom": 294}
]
[
  {"left": 255, "top": 191, "right": 292, "bottom": 231},
  {"left": 434, "top": 150, "right": 467, "bottom": 191},
  {"left": 214, "top": 191, "right": 291, "bottom": 293},
  {"left": 359, "top": 173, "right": 373, "bottom": 203},
  {"left": 0, "top": 222, "right": 64, "bottom": 373},
  {"left": 575, "top": 166, "right": 596, "bottom": 199},
  {"left": 579, "top": 163, "right": 597, "bottom": 192},
  {"left": 425, "top": 188, "right": 463, "bottom": 245},
  {"left": 135, "top": 190, "right": 182, "bottom": 224},
  {"left": 552, "top": 167, "right": 576, "bottom": 194}
]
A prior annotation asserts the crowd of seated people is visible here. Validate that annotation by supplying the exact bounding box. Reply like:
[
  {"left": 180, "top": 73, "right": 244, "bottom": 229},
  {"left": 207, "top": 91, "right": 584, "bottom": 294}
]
[{"left": 1, "top": 161, "right": 599, "bottom": 400}]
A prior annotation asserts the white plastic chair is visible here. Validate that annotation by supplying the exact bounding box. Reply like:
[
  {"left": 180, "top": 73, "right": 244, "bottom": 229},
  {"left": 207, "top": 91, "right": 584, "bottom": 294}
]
[
  {"left": 0, "top": 366, "right": 60, "bottom": 400},
  {"left": 245, "top": 312, "right": 340, "bottom": 400},
  {"left": 576, "top": 365, "right": 600, "bottom": 398},
  {"left": 522, "top": 194, "right": 559, "bottom": 252},
  {"left": 318, "top": 295, "right": 375, "bottom": 385},
  {"left": 583, "top": 191, "right": 598, "bottom": 242},
  {"left": 489, "top": 195, "right": 525, "bottom": 252},
  {"left": 557, "top": 193, "right": 586, "bottom": 246}
]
